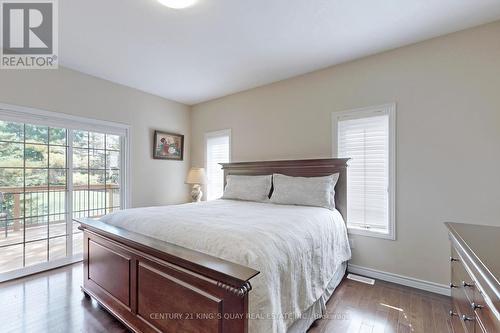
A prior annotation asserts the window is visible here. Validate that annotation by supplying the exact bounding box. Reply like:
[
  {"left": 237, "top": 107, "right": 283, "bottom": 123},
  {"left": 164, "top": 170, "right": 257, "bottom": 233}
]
[
  {"left": 0, "top": 104, "right": 129, "bottom": 281},
  {"left": 205, "top": 129, "right": 231, "bottom": 201},
  {"left": 332, "top": 103, "right": 395, "bottom": 239}
]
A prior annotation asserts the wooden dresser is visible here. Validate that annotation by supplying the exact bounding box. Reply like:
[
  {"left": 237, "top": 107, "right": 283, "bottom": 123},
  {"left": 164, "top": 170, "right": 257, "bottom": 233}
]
[{"left": 445, "top": 222, "right": 500, "bottom": 333}]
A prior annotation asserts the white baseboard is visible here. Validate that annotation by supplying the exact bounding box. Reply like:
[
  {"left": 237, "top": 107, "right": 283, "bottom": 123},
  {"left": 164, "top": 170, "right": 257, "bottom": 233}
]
[{"left": 347, "top": 263, "right": 450, "bottom": 296}]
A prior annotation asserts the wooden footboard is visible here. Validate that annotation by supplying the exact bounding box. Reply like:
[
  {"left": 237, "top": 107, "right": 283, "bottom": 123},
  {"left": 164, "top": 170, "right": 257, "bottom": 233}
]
[{"left": 77, "top": 219, "right": 259, "bottom": 333}]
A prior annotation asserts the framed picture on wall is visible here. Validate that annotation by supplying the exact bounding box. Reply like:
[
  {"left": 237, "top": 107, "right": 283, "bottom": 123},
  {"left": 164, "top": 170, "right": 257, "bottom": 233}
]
[{"left": 153, "top": 130, "right": 184, "bottom": 160}]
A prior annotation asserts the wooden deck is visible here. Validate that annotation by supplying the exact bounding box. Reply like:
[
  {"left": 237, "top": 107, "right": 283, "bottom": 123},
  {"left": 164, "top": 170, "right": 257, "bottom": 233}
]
[{"left": 0, "top": 222, "right": 82, "bottom": 273}]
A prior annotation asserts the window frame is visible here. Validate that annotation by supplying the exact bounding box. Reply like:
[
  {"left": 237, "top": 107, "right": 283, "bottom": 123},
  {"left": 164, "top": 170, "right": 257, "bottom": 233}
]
[
  {"left": 332, "top": 103, "right": 396, "bottom": 240},
  {"left": 0, "top": 102, "right": 131, "bottom": 281},
  {"left": 204, "top": 129, "right": 231, "bottom": 201}
]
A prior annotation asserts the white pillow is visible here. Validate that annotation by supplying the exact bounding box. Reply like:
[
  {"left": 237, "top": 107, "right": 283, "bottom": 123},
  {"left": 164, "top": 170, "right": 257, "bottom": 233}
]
[
  {"left": 270, "top": 173, "right": 339, "bottom": 210},
  {"left": 222, "top": 175, "right": 272, "bottom": 202}
]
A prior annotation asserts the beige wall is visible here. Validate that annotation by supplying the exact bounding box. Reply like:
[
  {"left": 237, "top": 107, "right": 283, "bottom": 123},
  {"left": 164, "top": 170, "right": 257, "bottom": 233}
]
[
  {"left": 191, "top": 21, "right": 500, "bottom": 285},
  {"left": 0, "top": 67, "right": 191, "bottom": 207}
]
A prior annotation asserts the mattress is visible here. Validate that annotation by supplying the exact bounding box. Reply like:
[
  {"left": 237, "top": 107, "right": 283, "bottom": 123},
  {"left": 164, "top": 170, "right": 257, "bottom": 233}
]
[{"left": 100, "top": 199, "right": 351, "bottom": 333}]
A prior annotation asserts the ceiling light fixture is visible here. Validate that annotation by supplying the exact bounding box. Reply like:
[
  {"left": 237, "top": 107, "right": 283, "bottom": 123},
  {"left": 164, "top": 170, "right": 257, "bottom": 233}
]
[{"left": 157, "top": 0, "right": 197, "bottom": 9}]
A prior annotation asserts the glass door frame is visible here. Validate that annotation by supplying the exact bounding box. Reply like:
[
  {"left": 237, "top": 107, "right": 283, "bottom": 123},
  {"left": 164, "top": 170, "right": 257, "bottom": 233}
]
[{"left": 0, "top": 103, "right": 130, "bottom": 282}]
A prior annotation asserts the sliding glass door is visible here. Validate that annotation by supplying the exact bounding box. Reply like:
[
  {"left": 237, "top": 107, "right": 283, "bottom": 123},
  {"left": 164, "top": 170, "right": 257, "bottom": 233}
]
[
  {"left": 71, "top": 130, "right": 122, "bottom": 255},
  {"left": 0, "top": 119, "right": 126, "bottom": 280},
  {"left": 0, "top": 122, "right": 69, "bottom": 272}
]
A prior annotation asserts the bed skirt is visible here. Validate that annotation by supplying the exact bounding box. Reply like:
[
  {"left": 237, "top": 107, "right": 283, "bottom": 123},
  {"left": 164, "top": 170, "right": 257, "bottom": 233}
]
[{"left": 287, "top": 261, "right": 347, "bottom": 333}]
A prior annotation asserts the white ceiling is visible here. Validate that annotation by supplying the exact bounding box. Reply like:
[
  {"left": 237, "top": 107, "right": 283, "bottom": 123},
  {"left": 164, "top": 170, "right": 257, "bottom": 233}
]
[{"left": 60, "top": 0, "right": 500, "bottom": 105}]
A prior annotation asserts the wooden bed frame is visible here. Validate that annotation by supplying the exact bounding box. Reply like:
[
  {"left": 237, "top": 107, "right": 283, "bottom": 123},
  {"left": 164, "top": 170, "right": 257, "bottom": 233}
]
[{"left": 76, "top": 158, "right": 348, "bottom": 333}]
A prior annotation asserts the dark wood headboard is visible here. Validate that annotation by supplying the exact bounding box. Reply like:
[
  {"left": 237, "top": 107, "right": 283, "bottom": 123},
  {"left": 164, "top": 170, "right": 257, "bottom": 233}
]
[{"left": 220, "top": 158, "right": 349, "bottom": 221}]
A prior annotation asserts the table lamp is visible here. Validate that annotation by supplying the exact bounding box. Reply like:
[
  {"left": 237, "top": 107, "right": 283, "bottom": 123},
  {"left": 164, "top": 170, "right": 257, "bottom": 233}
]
[{"left": 185, "top": 167, "right": 206, "bottom": 202}]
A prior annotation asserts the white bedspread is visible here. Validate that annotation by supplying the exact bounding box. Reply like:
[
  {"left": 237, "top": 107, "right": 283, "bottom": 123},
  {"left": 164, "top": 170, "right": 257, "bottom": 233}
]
[{"left": 99, "top": 200, "right": 351, "bottom": 333}]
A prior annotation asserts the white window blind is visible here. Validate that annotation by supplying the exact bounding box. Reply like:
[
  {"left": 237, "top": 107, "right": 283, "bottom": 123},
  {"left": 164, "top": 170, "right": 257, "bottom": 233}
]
[
  {"left": 335, "top": 105, "right": 395, "bottom": 238},
  {"left": 205, "top": 130, "right": 230, "bottom": 201}
]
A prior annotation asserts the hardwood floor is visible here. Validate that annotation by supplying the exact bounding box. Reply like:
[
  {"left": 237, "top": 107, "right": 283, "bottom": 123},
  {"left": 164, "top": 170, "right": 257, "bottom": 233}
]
[
  {"left": 0, "top": 263, "right": 452, "bottom": 333},
  {"left": 307, "top": 277, "right": 453, "bottom": 333},
  {"left": 0, "top": 262, "right": 126, "bottom": 333}
]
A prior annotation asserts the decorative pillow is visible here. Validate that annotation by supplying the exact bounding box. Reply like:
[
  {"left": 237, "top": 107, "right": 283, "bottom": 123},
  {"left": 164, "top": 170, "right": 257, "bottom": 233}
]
[
  {"left": 222, "top": 175, "right": 272, "bottom": 202},
  {"left": 270, "top": 173, "right": 339, "bottom": 210}
]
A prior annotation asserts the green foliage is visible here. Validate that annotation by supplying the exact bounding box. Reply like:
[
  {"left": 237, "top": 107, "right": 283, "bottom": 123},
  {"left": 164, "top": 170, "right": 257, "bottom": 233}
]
[
  {"left": 25, "top": 124, "right": 48, "bottom": 144},
  {"left": 0, "top": 121, "right": 121, "bottom": 222},
  {"left": 49, "top": 128, "right": 66, "bottom": 145},
  {"left": 25, "top": 145, "right": 45, "bottom": 162},
  {"left": 73, "top": 130, "right": 88, "bottom": 148},
  {"left": 0, "top": 120, "right": 23, "bottom": 142}
]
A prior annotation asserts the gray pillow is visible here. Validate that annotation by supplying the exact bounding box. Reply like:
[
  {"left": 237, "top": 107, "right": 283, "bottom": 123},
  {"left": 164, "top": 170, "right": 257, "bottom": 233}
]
[
  {"left": 222, "top": 175, "right": 272, "bottom": 202},
  {"left": 270, "top": 173, "right": 339, "bottom": 210}
]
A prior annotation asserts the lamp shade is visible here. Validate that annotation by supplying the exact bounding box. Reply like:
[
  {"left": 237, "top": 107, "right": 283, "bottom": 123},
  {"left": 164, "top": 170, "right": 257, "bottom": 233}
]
[{"left": 186, "top": 167, "right": 206, "bottom": 185}]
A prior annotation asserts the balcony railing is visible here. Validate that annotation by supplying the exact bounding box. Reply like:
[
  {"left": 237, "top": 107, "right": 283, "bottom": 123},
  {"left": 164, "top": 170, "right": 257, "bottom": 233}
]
[{"left": 0, "top": 184, "right": 120, "bottom": 236}]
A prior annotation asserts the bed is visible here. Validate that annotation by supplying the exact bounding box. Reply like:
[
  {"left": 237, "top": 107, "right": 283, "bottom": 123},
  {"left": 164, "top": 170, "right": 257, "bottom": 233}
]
[{"left": 76, "top": 158, "right": 351, "bottom": 333}]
